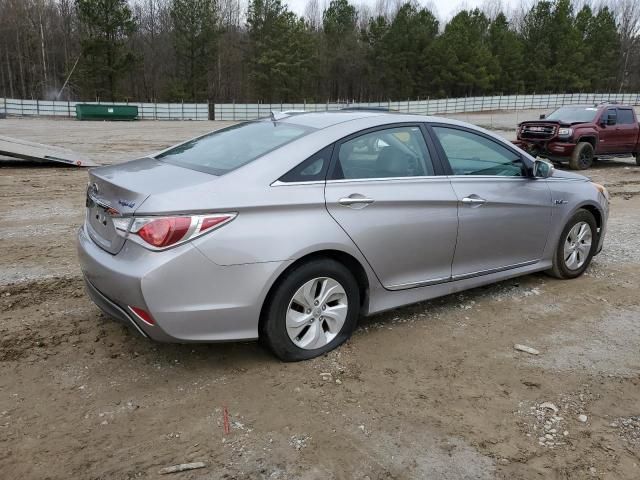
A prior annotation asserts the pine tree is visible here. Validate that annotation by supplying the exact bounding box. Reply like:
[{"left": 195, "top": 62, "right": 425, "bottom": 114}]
[
  {"left": 489, "top": 13, "right": 524, "bottom": 94},
  {"left": 170, "top": 0, "right": 218, "bottom": 101},
  {"left": 377, "top": 3, "right": 438, "bottom": 99},
  {"left": 433, "top": 9, "right": 497, "bottom": 97},
  {"left": 75, "top": 0, "right": 137, "bottom": 100},
  {"left": 246, "top": 0, "right": 314, "bottom": 102}
]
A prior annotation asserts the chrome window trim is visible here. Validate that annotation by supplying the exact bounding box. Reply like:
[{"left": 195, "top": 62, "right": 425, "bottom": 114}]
[
  {"left": 271, "top": 180, "right": 326, "bottom": 187},
  {"left": 326, "top": 175, "right": 444, "bottom": 184},
  {"left": 445, "top": 175, "right": 530, "bottom": 180},
  {"left": 271, "top": 175, "right": 448, "bottom": 186}
]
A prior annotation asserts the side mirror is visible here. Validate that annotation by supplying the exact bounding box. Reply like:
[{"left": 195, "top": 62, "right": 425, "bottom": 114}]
[
  {"left": 533, "top": 159, "right": 554, "bottom": 179},
  {"left": 539, "top": 114, "right": 546, "bottom": 119}
]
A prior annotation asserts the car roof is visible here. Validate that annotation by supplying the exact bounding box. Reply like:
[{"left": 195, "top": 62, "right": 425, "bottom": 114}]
[
  {"left": 275, "top": 111, "right": 387, "bottom": 129},
  {"left": 261, "top": 111, "right": 505, "bottom": 140}
]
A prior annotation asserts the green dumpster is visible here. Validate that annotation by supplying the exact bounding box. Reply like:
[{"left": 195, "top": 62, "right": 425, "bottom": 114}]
[{"left": 75, "top": 104, "right": 138, "bottom": 121}]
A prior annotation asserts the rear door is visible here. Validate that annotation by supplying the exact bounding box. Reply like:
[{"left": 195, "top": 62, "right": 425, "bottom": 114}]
[
  {"left": 616, "top": 108, "right": 639, "bottom": 153},
  {"left": 428, "top": 125, "right": 552, "bottom": 278},
  {"left": 324, "top": 124, "right": 459, "bottom": 290}
]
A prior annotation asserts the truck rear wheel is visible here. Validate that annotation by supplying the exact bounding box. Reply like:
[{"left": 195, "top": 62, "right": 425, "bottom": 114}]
[{"left": 569, "top": 142, "right": 594, "bottom": 170}]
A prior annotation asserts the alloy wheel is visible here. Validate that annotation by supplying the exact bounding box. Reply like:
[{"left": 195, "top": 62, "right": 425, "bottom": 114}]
[
  {"left": 563, "top": 221, "right": 592, "bottom": 270},
  {"left": 285, "top": 277, "right": 348, "bottom": 349},
  {"left": 579, "top": 149, "right": 593, "bottom": 168}
]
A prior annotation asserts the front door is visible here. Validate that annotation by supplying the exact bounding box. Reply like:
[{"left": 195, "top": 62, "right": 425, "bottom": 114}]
[
  {"left": 324, "top": 125, "right": 459, "bottom": 289},
  {"left": 429, "top": 125, "right": 552, "bottom": 278}
]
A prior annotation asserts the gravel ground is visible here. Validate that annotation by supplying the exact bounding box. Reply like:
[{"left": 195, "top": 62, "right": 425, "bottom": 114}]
[{"left": 1, "top": 113, "right": 639, "bottom": 479}]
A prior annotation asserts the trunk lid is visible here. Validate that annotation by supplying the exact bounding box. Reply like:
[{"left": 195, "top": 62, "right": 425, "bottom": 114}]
[{"left": 85, "top": 157, "right": 217, "bottom": 254}]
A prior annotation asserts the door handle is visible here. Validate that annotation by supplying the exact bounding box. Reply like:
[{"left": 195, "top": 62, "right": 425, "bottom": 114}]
[
  {"left": 461, "top": 196, "right": 486, "bottom": 205},
  {"left": 338, "top": 195, "right": 375, "bottom": 207}
]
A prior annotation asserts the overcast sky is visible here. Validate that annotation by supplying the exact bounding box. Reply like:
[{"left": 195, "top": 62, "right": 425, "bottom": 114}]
[{"left": 285, "top": 0, "right": 522, "bottom": 21}]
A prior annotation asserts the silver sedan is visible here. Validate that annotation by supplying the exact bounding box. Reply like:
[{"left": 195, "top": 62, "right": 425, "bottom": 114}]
[{"left": 77, "top": 111, "right": 609, "bottom": 361}]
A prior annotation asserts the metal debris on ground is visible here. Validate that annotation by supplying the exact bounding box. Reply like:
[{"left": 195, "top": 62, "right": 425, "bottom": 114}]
[
  {"left": 158, "top": 462, "right": 206, "bottom": 474},
  {"left": 514, "top": 344, "right": 540, "bottom": 355},
  {"left": 223, "top": 405, "right": 231, "bottom": 434}
]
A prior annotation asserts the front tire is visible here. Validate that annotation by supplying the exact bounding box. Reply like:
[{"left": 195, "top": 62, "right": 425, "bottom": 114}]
[
  {"left": 261, "top": 259, "right": 360, "bottom": 361},
  {"left": 547, "top": 210, "right": 597, "bottom": 279},
  {"left": 569, "top": 142, "right": 594, "bottom": 170}
]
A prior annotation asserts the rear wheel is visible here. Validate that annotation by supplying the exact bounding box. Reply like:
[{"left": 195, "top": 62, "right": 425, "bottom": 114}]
[
  {"left": 569, "top": 142, "right": 594, "bottom": 170},
  {"left": 547, "top": 210, "right": 597, "bottom": 279},
  {"left": 261, "top": 259, "right": 360, "bottom": 361}
]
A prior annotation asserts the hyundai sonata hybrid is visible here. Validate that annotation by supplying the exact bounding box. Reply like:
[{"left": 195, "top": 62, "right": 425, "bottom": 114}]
[{"left": 77, "top": 111, "right": 609, "bottom": 361}]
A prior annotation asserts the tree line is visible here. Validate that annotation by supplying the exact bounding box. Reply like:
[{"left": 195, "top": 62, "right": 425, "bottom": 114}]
[{"left": 0, "top": 0, "right": 639, "bottom": 103}]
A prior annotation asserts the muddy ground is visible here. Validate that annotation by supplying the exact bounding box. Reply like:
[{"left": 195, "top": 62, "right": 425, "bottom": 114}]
[{"left": 1, "top": 114, "right": 639, "bottom": 480}]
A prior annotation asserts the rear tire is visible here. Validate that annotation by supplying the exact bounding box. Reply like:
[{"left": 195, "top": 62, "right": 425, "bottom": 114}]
[
  {"left": 261, "top": 259, "right": 360, "bottom": 362},
  {"left": 569, "top": 142, "right": 594, "bottom": 170},
  {"left": 546, "top": 210, "right": 597, "bottom": 279}
]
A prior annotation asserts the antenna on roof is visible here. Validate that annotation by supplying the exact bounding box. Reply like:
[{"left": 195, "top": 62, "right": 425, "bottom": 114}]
[{"left": 270, "top": 111, "right": 288, "bottom": 122}]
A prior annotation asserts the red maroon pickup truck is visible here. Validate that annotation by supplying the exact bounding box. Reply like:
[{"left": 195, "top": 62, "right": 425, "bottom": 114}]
[{"left": 514, "top": 103, "right": 640, "bottom": 170}]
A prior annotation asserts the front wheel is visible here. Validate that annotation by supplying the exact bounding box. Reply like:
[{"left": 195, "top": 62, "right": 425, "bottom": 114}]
[
  {"left": 569, "top": 142, "right": 594, "bottom": 170},
  {"left": 546, "top": 210, "right": 597, "bottom": 279},
  {"left": 261, "top": 259, "right": 360, "bottom": 361}
]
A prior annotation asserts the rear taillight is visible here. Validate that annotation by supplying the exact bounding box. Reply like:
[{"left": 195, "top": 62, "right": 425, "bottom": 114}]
[
  {"left": 115, "top": 213, "right": 236, "bottom": 250},
  {"left": 137, "top": 217, "right": 191, "bottom": 248}
]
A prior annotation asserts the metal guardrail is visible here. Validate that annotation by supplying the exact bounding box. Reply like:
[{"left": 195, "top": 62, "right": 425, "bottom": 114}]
[{"left": 2, "top": 93, "right": 639, "bottom": 121}]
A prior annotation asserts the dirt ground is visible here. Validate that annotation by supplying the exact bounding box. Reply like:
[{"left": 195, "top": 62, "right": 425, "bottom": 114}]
[{"left": 1, "top": 114, "right": 639, "bottom": 480}]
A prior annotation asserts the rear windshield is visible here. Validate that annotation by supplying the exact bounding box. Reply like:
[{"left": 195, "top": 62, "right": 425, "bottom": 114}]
[
  {"left": 156, "top": 121, "right": 313, "bottom": 175},
  {"left": 546, "top": 107, "right": 598, "bottom": 123}
]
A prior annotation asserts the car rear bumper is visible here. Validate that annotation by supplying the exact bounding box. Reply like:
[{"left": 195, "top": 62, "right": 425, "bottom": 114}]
[
  {"left": 83, "top": 275, "right": 148, "bottom": 337},
  {"left": 77, "top": 225, "right": 287, "bottom": 342}
]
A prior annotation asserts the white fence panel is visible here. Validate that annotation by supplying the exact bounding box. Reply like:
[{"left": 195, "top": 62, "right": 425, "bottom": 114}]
[
  {"left": 0, "top": 98, "right": 209, "bottom": 120},
  {"left": 213, "top": 93, "right": 640, "bottom": 121},
  {"left": 3, "top": 94, "right": 639, "bottom": 121}
]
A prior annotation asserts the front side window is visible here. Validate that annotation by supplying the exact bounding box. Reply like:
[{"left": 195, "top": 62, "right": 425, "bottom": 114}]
[
  {"left": 617, "top": 109, "right": 635, "bottom": 125},
  {"left": 157, "top": 121, "right": 312, "bottom": 175},
  {"left": 602, "top": 108, "right": 617, "bottom": 125},
  {"left": 332, "top": 126, "right": 434, "bottom": 180},
  {"left": 433, "top": 126, "right": 524, "bottom": 177}
]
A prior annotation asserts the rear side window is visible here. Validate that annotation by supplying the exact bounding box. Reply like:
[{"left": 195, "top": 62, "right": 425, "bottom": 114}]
[
  {"left": 617, "top": 109, "right": 636, "bottom": 125},
  {"left": 433, "top": 126, "right": 524, "bottom": 177},
  {"left": 332, "top": 126, "right": 434, "bottom": 180},
  {"left": 279, "top": 145, "right": 334, "bottom": 182},
  {"left": 157, "top": 121, "right": 312, "bottom": 175}
]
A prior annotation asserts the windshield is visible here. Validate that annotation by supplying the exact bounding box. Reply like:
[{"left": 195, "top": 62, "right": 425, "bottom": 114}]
[
  {"left": 546, "top": 107, "right": 598, "bottom": 123},
  {"left": 156, "top": 121, "right": 313, "bottom": 175}
]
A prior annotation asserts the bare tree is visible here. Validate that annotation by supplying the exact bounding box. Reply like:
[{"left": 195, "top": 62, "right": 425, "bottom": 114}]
[{"left": 304, "top": 0, "right": 322, "bottom": 30}]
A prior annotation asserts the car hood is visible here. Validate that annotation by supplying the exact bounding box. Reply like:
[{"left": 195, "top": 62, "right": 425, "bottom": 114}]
[
  {"left": 519, "top": 120, "right": 590, "bottom": 127},
  {"left": 550, "top": 169, "right": 589, "bottom": 181}
]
